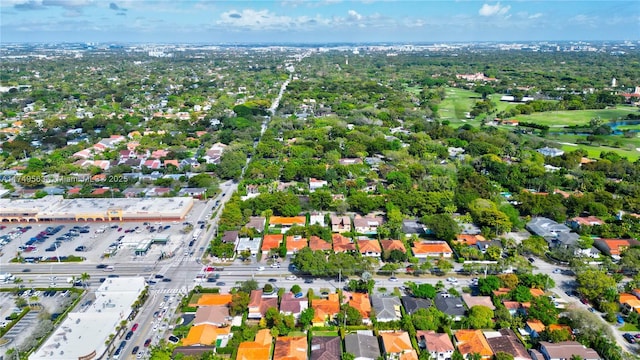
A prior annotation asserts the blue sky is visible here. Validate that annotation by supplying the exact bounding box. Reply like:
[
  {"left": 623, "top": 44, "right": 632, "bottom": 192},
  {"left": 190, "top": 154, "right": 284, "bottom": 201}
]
[{"left": 1, "top": 0, "right": 638, "bottom": 43}]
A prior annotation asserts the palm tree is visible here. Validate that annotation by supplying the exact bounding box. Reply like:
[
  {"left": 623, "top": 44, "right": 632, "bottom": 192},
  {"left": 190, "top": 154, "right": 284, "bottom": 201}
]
[
  {"left": 13, "top": 277, "right": 23, "bottom": 288},
  {"left": 80, "top": 272, "right": 90, "bottom": 289}
]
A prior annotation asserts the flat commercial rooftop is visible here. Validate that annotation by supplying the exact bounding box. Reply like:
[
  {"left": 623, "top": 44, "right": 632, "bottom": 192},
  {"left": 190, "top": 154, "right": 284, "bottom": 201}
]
[
  {"left": 0, "top": 195, "right": 194, "bottom": 221},
  {"left": 30, "top": 277, "right": 146, "bottom": 360}
]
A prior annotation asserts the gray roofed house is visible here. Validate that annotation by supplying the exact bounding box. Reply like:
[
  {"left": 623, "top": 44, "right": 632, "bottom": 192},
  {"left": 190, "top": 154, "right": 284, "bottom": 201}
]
[
  {"left": 310, "top": 336, "right": 341, "bottom": 360},
  {"left": 221, "top": 230, "right": 239, "bottom": 244},
  {"left": 344, "top": 332, "right": 381, "bottom": 360},
  {"left": 537, "top": 147, "right": 564, "bottom": 157},
  {"left": 526, "top": 217, "right": 579, "bottom": 248},
  {"left": 401, "top": 296, "right": 432, "bottom": 315},
  {"left": 402, "top": 219, "right": 426, "bottom": 236},
  {"left": 371, "top": 295, "right": 402, "bottom": 322},
  {"left": 178, "top": 187, "right": 206, "bottom": 197},
  {"left": 245, "top": 216, "right": 266, "bottom": 233},
  {"left": 476, "top": 240, "right": 502, "bottom": 253},
  {"left": 434, "top": 293, "right": 466, "bottom": 321}
]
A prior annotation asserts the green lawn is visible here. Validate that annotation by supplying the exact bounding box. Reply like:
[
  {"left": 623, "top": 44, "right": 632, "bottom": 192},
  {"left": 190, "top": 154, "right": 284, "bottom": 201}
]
[
  {"left": 619, "top": 323, "right": 639, "bottom": 331},
  {"left": 516, "top": 107, "right": 638, "bottom": 127},
  {"left": 439, "top": 88, "right": 480, "bottom": 126},
  {"left": 544, "top": 133, "right": 640, "bottom": 161}
]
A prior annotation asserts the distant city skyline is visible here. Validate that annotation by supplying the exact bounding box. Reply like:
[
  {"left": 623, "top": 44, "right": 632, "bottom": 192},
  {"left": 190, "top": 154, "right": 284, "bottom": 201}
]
[{"left": 1, "top": 0, "right": 638, "bottom": 44}]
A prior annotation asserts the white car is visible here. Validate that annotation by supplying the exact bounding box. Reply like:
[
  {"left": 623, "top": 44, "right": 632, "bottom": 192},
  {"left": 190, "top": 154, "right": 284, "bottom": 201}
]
[
  {"left": 446, "top": 277, "right": 458, "bottom": 283},
  {"left": 270, "top": 263, "right": 280, "bottom": 268},
  {"left": 257, "top": 266, "right": 265, "bottom": 271},
  {"left": 285, "top": 275, "right": 297, "bottom": 281},
  {"left": 389, "top": 277, "right": 399, "bottom": 282}
]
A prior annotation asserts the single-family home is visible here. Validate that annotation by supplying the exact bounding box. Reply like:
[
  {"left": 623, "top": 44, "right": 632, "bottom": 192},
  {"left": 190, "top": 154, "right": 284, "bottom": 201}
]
[
  {"left": 247, "top": 290, "right": 278, "bottom": 320},
  {"left": 537, "top": 341, "right": 601, "bottom": 360},
  {"left": 402, "top": 219, "right": 426, "bottom": 237},
  {"left": 333, "top": 233, "right": 356, "bottom": 252},
  {"left": 286, "top": 236, "right": 307, "bottom": 255},
  {"left": 309, "top": 236, "right": 332, "bottom": 251},
  {"left": 567, "top": 216, "right": 605, "bottom": 230},
  {"left": 455, "top": 234, "right": 486, "bottom": 246},
  {"left": 536, "top": 147, "right": 564, "bottom": 158},
  {"left": 380, "top": 331, "right": 418, "bottom": 360},
  {"left": 619, "top": 293, "right": 640, "bottom": 314},
  {"left": 261, "top": 234, "right": 284, "bottom": 255},
  {"left": 401, "top": 296, "right": 432, "bottom": 315},
  {"left": 462, "top": 294, "right": 495, "bottom": 310},
  {"left": 269, "top": 216, "right": 306, "bottom": 233},
  {"left": 380, "top": 239, "right": 407, "bottom": 256},
  {"left": 274, "top": 336, "right": 308, "bottom": 360},
  {"left": 344, "top": 332, "right": 381, "bottom": 360},
  {"left": 204, "top": 142, "right": 227, "bottom": 164},
  {"left": 348, "top": 293, "right": 372, "bottom": 324},
  {"left": 221, "top": 230, "right": 239, "bottom": 245},
  {"left": 353, "top": 215, "right": 384, "bottom": 234},
  {"left": 189, "top": 294, "right": 232, "bottom": 307},
  {"left": 594, "top": 238, "right": 639, "bottom": 260},
  {"left": 411, "top": 241, "right": 453, "bottom": 258},
  {"left": 236, "top": 329, "right": 273, "bottom": 360},
  {"left": 358, "top": 239, "right": 382, "bottom": 257},
  {"left": 312, "top": 293, "right": 341, "bottom": 326},
  {"left": 310, "top": 336, "right": 341, "bottom": 360},
  {"left": 371, "top": 295, "right": 402, "bottom": 322},
  {"left": 454, "top": 330, "right": 493, "bottom": 360},
  {"left": 434, "top": 294, "right": 466, "bottom": 321},
  {"left": 236, "top": 237, "right": 261, "bottom": 257},
  {"left": 178, "top": 187, "right": 206, "bottom": 198},
  {"left": 331, "top": 215, "right": 351, "bottom": 233},
  {"left": 280, "top": 292, "right": 308, "bottom": 318},
  {"left": 416, "top": 330, "right": 454, "bottom": 360},
  {"left": 193, "top": 306, "right": 231, "bottom": 327},
  {"left": 484, "top": 329, "right": 531, "bottom": 360},
  {"left": 309, "top": 178, "right": 328, "bottom": 192},
  {"left": 526, "top": 217, "right": 580, "bottom": 249},
  {"left": 245, "top": 216, "right": 266, "bottom": 233},
  {"left": 182, "top": 324, "right": 232, "bottom": 347},
  {"left": 309, "top": 213, "right": 326, "bottom": 227},
  {"left": 525, "top": 320, "right": 546, "bottom": 338}
]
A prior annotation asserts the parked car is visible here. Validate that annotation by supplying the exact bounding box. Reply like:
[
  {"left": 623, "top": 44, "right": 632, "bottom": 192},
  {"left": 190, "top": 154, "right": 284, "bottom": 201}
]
[
  {"left": 623, "top": 333, "right": 635, "bottom": 343},
  {"left": 131, "top": 346, "right": 139, "bottom": 355}
]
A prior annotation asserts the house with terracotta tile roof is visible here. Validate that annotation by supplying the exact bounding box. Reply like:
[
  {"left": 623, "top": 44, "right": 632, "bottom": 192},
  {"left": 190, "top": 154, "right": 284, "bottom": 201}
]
[
  {"left": 348, "top": 293, "right": 372, "bottom": 324},
  {"left": 182, "top": 324, "right": 231, "bottom": 346},
  {"left": 331, "top": 215, "right": 351, "bottom": 233},
  {"left": 150, "top": 149, "right": 170, "bottom": 159},
  {"left": 274, "top": 336, "right": 308, "bottom": 360},
  {"left": 353, "top": 215, "right": 384, "bottom": 234},
  {"left": 380, "top": 331, "right": 417, "bottom": 360},
  {"left": 416, "top": 331, "right": 454, "bottom": 360},
  {"left": 236, "top": 329, "right": 273, "bottom": 360},
  {"left": 484, "top": 329, "right": 531, "bottom": 360},
  {"left": 312, "top": 293, "right": 341, "bottom": 326},
  {"left": 525, "top": 320, "right": 546, "bottom": 337},
  {"left": 164, "top": 159, "right": 180, "bottom": 168},
  {"left": 248, "top": 289, "right": 278, "bottom": 319},
  {"left": 261, "top": 234, "right": 284, "bottom": 254},
  {"left": 529, "top": 288, "right": 545, "bottom": 297},
  {"left": 454, "top": 330, "right": 493, "bottom": 360},
  {"left": 190, "top": 294, "right": 233, "bottom": 307},
  {"left": 280, "top": 292, "right": 308, "bottom": 318},
  {"left": 286, "top": 236, "right": 308, "bottom": 255},
  {"left": 333, "top": 233, "right": 356, "bottom": 252},
  {"left": 567, "top": 216, "right": 605, "bottom": 229},
  {"left": 193, "top": 306, "right": 231, "bottom": 327},
  {"left": 594, "top": 238, "right": 640, "bottom": 259},
  {"left": 620, "top": 293, "right": 640, "bottom": 314},
  {"left": 269, "top": 216, "right": 306, "bottom": 232},
  {"left": 380, "top": 239, "right": 407, "bottom": 254},
  {"left": 310, "top": 336, "right": 341, "bottom": 360},
  {"left": 358, "top": 239, "right": 382, "bottom": 257},
  {"left": 411, "top": 241, "right": 453, "bottom": 258},
  {"left": 455, "top": 234, "right": 486, "bottom": 246},
  {"left": 309, "top": 236, "right": 332, "bottom": 251}
]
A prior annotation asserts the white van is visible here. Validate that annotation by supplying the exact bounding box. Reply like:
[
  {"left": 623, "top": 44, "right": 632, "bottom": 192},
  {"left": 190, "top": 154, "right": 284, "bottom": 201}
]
[{"left": 104, "top": 265, "right": 115, "bottom": 272}]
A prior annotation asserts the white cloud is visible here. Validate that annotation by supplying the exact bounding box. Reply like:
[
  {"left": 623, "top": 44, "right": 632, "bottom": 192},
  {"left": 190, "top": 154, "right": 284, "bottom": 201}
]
[
  {"left": 217, "top": 8, "right": 331, "bottom": 31},
  {"left": 528, "top": 12, "right": 542, "bottom": 19},
  {"left": 348, "top": 10, "right": 362, "bottom": 21},
  {"left": 478, "top": 2, "right": 510, "bottom": 17}
]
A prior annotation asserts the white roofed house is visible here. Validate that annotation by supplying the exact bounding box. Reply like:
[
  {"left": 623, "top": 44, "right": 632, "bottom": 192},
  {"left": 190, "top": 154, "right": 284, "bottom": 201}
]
[
  {"left": 309, "top": 178, "right": 328, "bottom": 192},
  {"left": 309, "top": 212, "right": 326, "bottom": 227}
]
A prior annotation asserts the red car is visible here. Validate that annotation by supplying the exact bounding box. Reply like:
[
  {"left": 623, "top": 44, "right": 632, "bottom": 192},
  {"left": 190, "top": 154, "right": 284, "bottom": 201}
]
[
  {"left": 144, "top": 338, "right": 152, "bottom": 347},
  {"left": 131, "top": 323, "right": 138, "bottom": 331},
  {"left": 205, "top": 267, "right": 214, "bottom": 272}
]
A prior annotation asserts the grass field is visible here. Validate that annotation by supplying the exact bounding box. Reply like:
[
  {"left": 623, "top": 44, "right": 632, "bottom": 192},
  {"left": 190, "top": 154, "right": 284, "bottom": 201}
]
[
  {"left": 516, "top": 107, "right": 638, "bottom": 127},
  {"left": 439, "top": 88, "right": 478, "bottom": 125},
  {"left": 546, "top": 133, "right": 640, "bottom": 161}
]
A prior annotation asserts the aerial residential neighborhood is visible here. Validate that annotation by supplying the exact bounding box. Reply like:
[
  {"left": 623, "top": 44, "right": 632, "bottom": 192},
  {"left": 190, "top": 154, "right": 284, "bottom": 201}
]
[{"left": 0, "top": 1, "right": 640, "bottom": 359}]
